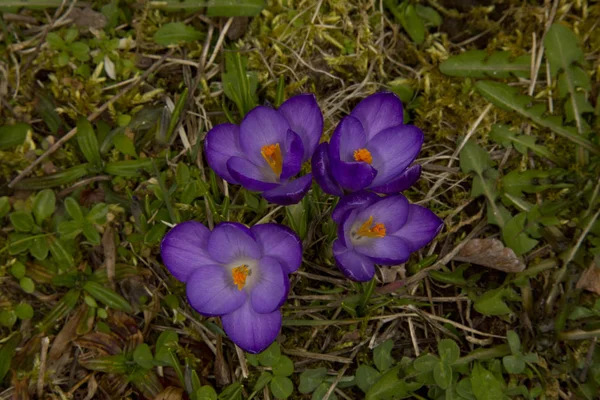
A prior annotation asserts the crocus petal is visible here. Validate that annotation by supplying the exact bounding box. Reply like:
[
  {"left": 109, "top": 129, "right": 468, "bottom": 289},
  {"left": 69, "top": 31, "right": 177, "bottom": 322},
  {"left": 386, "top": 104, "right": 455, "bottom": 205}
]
[
  {"left": 251, "top": 224, "right": 302, "bottom": 274},
  {"left": 333, "top": 239, "right": 375, "bottom": 282},
  {"left": 280, "top": 130, "right": 304, "bottom": 180},
  {"left": 186, "top": 265, "right": 247, "bottom": 316},
  {"left": 221, "top": 299, "right": 282, "bottom": 354},
  {"left": 354, "top": 235, "right": 411, "bottom": 265},
  {"left": 330, "top": 158, "right": 377, "bottom": 192},
  {"left": 251, "top": 256, "right": 288, "bottom": 314},
  {"left": 311, "top": 143, "right": 344, "bottom": 196},
  {"left": 393, "top": 204, "right": 444, "bottom": 252},
  {"left": 367, "top": 125, "right": 423, "bottom": 187},
  {"left": 354, "top": 194, "right": 409, "bottom": 234},
  {"left": 337, "top": 208, "right": 359, "bottom": 249},
  {"left": 160, "top": 221, "right": 215, "bottom": 282},
  {"left": 370, "top": 164, "right": 421, "bottom": 194},
  {"left": 227, "top": 157, "right": 279, "bottom": 192},
  {"left": 204, "top": 124, "right": 243, "bottom": 183},
  {"left": 207, "top": 223, "right": 261, "bottom": 264},
  {"left": 329, "top": 116, "right": 367, "bottom": 162},
  {"left": 331, "top": 191, "right": 379, "bottom": 224},
  {"left": 239, "top": 106, "right": 290, "bottom": 166},
  {"left": 350, "top": 92, "right": 404, "bottom": 140},
  {"left": 278, "top": 94, "right": 323, "bottom": 162},
  {"left": 262, "top": 174, "right": 313, "bottom": 205}
]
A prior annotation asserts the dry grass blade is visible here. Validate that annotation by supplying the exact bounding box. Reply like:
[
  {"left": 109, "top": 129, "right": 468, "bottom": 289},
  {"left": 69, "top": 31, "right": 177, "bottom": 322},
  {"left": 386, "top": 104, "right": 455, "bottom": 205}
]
[{"left": 453, "top": 238, "right": 525, "bottom": 273}]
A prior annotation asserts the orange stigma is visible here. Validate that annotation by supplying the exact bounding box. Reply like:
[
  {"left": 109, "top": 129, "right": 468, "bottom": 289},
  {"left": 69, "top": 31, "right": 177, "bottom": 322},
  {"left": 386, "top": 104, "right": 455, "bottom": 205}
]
[
  {"left": 261, "top": 143, "right": 283, "bottom": 176},
  {"left": 353, "top": 148, "right": 372, "bottom": 164},
  {"left": 232, "top": 265, "right": 250, "bottom": 290},
  {"left": 357, "top": 216, "right": 386, "bottom": 238}
]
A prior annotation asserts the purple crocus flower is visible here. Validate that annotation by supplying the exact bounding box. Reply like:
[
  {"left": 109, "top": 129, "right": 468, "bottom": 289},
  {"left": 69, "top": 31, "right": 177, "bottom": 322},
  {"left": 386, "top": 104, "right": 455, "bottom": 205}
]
[
  {"left": 331, "top": 191, "right": 443, "bottom": 281},
  {"left": 205, "top": 94, "right": 323, "bottom": 205},
  {"left": 160, "top": 221, "right": 301, "bottom": 353},
  {"left": 312, "top": 92, "right": 423, "bottom": 196}
]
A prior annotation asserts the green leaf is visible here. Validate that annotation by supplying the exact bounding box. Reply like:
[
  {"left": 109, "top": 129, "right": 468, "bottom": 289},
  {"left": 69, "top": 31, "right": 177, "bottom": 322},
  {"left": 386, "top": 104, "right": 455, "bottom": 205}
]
[
  {"left": 460, "top": 139, "right": 494, "bottom": 175},
  {"left": 502, "top": 169, "right": 567, "bottom": 197},
  {"left": 355, "top": 365, "right": 381, "bottom": 393},
  {"left": 415, "top": 5, "right": 442, "bottom": 27},
  {"left": 10, "top": 211, "right": 34, "bottom": 232},
  {"left": 76, "top": 118, "right": 102, "bottom": 166},
  {"left": 155, "top": 330, "right": 178, "bottom": 366},
  {"left": 470, "top": 363, "right": 504, "bottom": 400},
  {"left": 0, "top": 123, "right": 30, "bottom": 149},
  {"left": 15, "top": 303, "right": 34, "bottom": 320},
  {"left": 502, "top": 213, "right": 538, "bottom": 256},
  {"left": 502, "top": 354, "right": 525, "bottom": 374},
  {"left": 414, "top": 353, "right": 439, "bottom": 372},
  {"left": 374, "top": 339, "right": 395, "bottom": 372},
  {"left": 48, "top": 236, "right": 74, "bottom": 269},
  {"left": 544, "top": 23, "right": 592, "bottom": 134},
  {"left": 153, "top": 22, "right": 203, "bottom": 46},
  {"left": 196, "top": 385, "right": 218, "bottom": 400},
  {"left": 0, "top": 334, "right": 21, "bottom": 382},
  {"left": 104, "top": 159, "right": 154, "bottom": 176},
  {"left": 133, "top": 343, "right": 154, "bottom": 369},
  {"left": 36, "top": 92, "right": 62, "bottom": 134},
  {"left": 489, "top": 124, "right": 563, "bottom": 165},
  {"left": 46, "top": 32, "right": 64, "bottom": 49},
  {"left": 506, "top": 330, "right": 521, "bottom": 354},
  {"left": 222, "top": 52, "right": 258, "bottom": 117},
  {"left": 86, "top": 203, "right": 109, "bottom": 223},
  {"left": 474, "top": 288, "right": 513, "bottom": 316},
  {"left": 64, "top": 197, "right": 84, "bottom": 221},
  {"left": 272, "top": 355, "right": 294, "bottom": 377},
  {"left": 312, "top": 383, "right": 338, "bottom": 400},
  {"left": 33, "top": 189, "right": 56, "bottom": 224},
  {"left": 206, "top": 0, "right": 265, "bottom": 17},
  {"left": 30, "top": 236, "right": 49, "bottom": 260},
  {"left": 82, "top": 223, "right": 101, "bottom": 244},
  {"left": 58, "top": 221, "right": 82, "bottom": 239},
  {"left": 20, "top": 277, "right": 35, "bottom": 293},
  {"left": 402, "top": 4, "right": 425, "bottom": 44},
  {"left": 37, "top": 289, "right": 80, "bottom": 333},
  {"left": 433, "top": 361, "right": 453, "bottom": 389},
  {"left": 10, "top": 262, "right": 26, "bottom": 279},
  {"left": 0, "top": 196, "right": 10, "bottom": 218},
  {"left": 12, "top": 163, "right": 89, "bottom": 190},
  {"left": 0, "top": 311, "right": 17, "bottom": 328},
  {"left": 440, "top": 51, "right": 530, "bottom": 79},
  {"left": 456, "top": 378, "right": 476, "bottom": 400},
  {"left": 438, "top": 339, "right": 460, "bottom": 364},
  {"left": 270, "top": 376, "right": 294, "bottom": 399},
  {"left": 299, "top": 367, "right": 328, "bottom": 394},
  {"left": 252, "top": 371, "right": 273, "bottom": 392},
  {"left": 8, "top": 233, "right": 31, "bottom": 254},
  {"left": 257, "top": 342, "right": 281, "bottom": 367},
  {"left": 365, "top": 365, "right": 402, "bottom": 400},
  {"left": 83, "top": 281, "right": 133, "bottom": 312},
  {"left": 474, "top": 81, "right": 599, "bottom": 154},
  {"left": 70, "top": 42, "right": 90, "bottom": 61},
  {"left": 79, "top": 354, "right": 128, "bottom": 374},
  {"left": 113, "top": 133, "right": 137, "bottom": 158}
]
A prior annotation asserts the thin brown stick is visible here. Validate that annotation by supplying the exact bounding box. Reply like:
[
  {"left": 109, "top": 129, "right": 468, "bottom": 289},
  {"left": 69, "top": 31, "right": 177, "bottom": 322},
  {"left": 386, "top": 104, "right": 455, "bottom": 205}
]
[{"left": 9, "top": 49, "right": 174, "bottom": 188}]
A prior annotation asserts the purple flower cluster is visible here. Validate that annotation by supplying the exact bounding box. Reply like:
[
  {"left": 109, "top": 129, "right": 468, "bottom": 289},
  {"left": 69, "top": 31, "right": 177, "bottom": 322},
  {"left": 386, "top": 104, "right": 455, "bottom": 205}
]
[{"left": 161, "top": 92, "right": 442, "bottom": 353}]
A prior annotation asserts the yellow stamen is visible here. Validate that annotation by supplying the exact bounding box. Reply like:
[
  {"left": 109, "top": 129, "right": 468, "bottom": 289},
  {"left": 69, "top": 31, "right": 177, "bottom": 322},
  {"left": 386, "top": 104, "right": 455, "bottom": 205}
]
[
  {"left": 357, "top": 216, "right": 386, "bottom": 238},
  {"left": 261, "top": 143, "right": 283, "bottom": 176},
  {"left": 232, "top": 265, "right": 250, "bottom": 290},
  {"left": 353, "top": 148, "right": 372, "bottom": 164}
]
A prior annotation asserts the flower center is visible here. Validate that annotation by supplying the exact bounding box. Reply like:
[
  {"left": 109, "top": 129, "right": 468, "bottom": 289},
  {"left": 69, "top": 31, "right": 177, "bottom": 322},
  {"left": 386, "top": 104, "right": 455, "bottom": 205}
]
[
  {"left": 356, "top": 216, "right": 386, "bottom": 238},
  {"left": 261, "top": 143, "right": 283, "bottom": 176},
  {"left": 232, "top": 265, "right": 251, "bottom": 290},
  {"left": 353, "top": 148, "right": 372, "bottom": 164}
]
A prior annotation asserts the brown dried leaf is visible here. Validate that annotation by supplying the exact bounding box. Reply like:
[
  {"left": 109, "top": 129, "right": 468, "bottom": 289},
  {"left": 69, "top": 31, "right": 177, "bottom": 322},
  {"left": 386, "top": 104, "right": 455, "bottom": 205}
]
[
  {"left": 453, "top": 238, "right": 525, "bottom": 273},
  {"left": 155, "top": 387, "right": 184, "bottom": 400},
  {"left": 69, "top": 7, "right": 107, "bottom": 30},
  {"left": 576, "top": 264, "right": 600, "bottom": 295},
  {"left": 102, "top": 226, "right": 116, "bottom": 290},
  {"left": 48, "top": 304, "right": 85, "bottom": 363}
]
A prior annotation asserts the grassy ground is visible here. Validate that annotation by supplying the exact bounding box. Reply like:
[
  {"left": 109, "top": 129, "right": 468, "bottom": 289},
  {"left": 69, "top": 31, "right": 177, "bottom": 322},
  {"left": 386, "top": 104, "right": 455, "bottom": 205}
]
[{"left": 1, "top": 0, "right": 600, "bottom": 399}]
